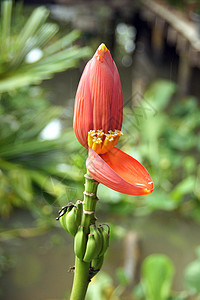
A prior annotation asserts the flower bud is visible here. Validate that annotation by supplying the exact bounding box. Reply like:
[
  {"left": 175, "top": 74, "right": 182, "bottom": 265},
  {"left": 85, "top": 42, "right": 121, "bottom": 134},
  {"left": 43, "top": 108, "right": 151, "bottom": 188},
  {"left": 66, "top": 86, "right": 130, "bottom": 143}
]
[{"left": 73, "top": 43, "right": 123, "bottom": 148}]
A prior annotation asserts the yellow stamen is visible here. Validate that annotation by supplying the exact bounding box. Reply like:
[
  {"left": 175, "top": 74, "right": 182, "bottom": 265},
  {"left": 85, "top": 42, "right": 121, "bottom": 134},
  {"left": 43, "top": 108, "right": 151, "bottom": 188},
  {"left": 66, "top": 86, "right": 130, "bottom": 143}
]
[
  {"left": 88, "top": 129, "right": 123, "bottom": 154},
  {"left": 88, "top": 130, "right": 96, "bottom": 148},
  {"left": 96, "top": 129, "right": 104, "bottom": 139},
  {"left": 92, "top": 137, "right": 102, "bottom": 153}
]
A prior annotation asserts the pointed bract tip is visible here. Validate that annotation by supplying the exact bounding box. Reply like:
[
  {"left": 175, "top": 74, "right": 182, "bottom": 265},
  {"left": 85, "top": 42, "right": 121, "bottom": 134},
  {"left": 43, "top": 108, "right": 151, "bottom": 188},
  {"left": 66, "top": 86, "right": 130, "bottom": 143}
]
[
  {"left": 96, "top": 43, "right": 108, "bottom": 61},
  {"left": 98, "top": 43, "right": 108, "bottom": 53},
  {"left": 142, "top": 183, "right": 154, "bottom": 195}
]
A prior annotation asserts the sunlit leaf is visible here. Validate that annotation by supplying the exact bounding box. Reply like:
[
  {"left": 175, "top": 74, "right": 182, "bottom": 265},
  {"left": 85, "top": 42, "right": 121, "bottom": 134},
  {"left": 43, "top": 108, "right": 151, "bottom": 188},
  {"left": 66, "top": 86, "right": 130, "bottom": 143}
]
[
  {"left": 184, "top": 251, "right": 200, "bottom": 293},
  {"left": 142, "top": 254, "right": 174, "bottom": 300}
]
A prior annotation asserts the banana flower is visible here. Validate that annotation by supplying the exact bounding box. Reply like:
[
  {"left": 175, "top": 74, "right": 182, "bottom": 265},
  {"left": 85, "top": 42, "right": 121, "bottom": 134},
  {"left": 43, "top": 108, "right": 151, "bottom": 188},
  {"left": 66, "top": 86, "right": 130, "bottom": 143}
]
[{"left": 73, "top": 44, "right": 153, "bottom": 195}]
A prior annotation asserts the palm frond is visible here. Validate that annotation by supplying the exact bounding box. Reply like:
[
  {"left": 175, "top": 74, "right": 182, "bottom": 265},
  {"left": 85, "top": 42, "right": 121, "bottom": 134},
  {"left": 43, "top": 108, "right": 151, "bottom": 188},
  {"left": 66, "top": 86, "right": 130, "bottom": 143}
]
[{"left": 0, "top": 1, "right": 91, "bottom": 92}]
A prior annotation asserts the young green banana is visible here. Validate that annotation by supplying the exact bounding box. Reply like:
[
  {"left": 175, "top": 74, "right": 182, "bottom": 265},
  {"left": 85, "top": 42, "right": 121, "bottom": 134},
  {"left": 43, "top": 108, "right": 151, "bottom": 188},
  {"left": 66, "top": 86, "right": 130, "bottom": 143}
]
[
  {"left": 91, "top": 255, "right": 104, "bottom": 272},
  {"left": 89, "top": 255, "right": 104, "bottom": 279},
  {"left": 89, "top": 225, "right": 103, "bottom": 257},
  {"left": 59, "top": 213, "right": 68, "bottom": 233},
  {"left": 74, "top": 226, "right": 87, "bottom": 261},
  {"left": 98, "top": 225, "right": 110, "bottom": 257},
  {"left": 59, "top": 206, "right": 73, "bottom": 233},
  {"left": 83, "top": 234, "right": 97, "bottom": 263},
  {"left": 65, "top": 206, "right": 78, "bottom": 236}
]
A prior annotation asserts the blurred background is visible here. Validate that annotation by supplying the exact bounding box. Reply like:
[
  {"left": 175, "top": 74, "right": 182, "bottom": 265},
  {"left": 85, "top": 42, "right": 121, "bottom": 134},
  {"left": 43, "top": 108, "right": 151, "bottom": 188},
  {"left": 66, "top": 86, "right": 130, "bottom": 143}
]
[{"left": 0, "top": 0, "right": 200, "bottom": 299}]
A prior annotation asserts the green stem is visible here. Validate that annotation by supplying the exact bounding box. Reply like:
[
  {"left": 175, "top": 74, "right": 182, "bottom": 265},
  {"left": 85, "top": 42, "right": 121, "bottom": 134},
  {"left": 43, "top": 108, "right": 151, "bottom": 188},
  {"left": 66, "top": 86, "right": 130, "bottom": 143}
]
[
  {"left": 70, "top": 171, "right": 99, "bottom": 300},
  {"left": 69, "top": 256, "right": 90, "bottom": 300}
]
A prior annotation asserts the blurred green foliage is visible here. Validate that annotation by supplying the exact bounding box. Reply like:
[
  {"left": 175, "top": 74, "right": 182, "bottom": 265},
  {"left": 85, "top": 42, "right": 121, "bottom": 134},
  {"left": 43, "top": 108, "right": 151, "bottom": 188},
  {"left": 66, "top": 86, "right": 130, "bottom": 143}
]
[
  {"left": 0, "top": 1, "right": 199, "bottom": 224},
  {"left": 87, "top": 249, "right": 200, "bottom": 300},
  {"left": 0, "top": 2, "right": 199, "bottom": 300},
  {"left": 184, "top": 246, "right": 200, "bottom": 295},
  {"left": 134, "top": 249, "right": 200, "bottom": 299},
  {"left": 0, "top": 1, "right": 89, "bottom": 218},
  {"left": 0, "top": 86, "right": 86, "bottom": 217},
  {"left": 141, "top": 254, "right": 175, "bottom": 300},
  {"left": 86, "top": 272, "right": 120, "bottom": 300}
]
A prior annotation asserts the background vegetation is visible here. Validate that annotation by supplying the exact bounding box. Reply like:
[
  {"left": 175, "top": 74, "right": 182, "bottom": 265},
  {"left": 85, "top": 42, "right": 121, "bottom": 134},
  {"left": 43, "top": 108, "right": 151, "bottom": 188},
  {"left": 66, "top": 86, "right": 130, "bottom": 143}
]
[{"left": 0, "top": 1, "right": 200, "bottom": 300}]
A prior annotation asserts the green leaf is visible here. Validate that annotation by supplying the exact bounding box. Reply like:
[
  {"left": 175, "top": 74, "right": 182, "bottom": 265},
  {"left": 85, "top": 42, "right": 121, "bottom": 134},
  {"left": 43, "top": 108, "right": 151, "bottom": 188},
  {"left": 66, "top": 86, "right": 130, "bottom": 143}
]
[
  {"left": 86, "top": 272, "right": 113, "bottom": 300},
  {"left": 14, "top": 6, "right": 49, "bottom": 54},
  {"left": 8, "top": 168, "right": 33, "bottom": 202},
  {"left": 142, "top": 254, "right": 175, "bottom": 300},
  {"left": 44, "top": 29, "right": 81, "bottom": 55},
  {"left": 29, "top": 170, "right": 68, "bottom": 203},
  {"left": 184, "top": 258, "right": 200, "bottom": 293},
  {"left": 144, "top": 80, "right": 176, "bottom": 111},
  {"left": 17, "top": 106, "right": 62, "bottom": 140},
  {"left": 0, "top": 3, "right": 91, "bottom": 92},
  {"left": 1, "top": 0, "right": 12, "bottom": 43},
  {"left": 0, "top": 47, "right": 90, "bottom": 92},
  {"left": 171, "top": 176, "right": 196, "bottom": 202},
  {"left": 33, "top": 23, "right": 59, "bottom": 48}
]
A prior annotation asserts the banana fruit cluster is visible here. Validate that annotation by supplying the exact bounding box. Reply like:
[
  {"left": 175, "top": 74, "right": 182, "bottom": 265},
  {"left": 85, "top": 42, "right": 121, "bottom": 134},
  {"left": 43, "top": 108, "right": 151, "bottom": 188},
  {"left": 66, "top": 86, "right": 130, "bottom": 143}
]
[
  {"left": 59, "top": 200, "right": 83, "bottom": 237},
  {"left": 59, "top": 201, "right": 110, "bottom": 276},
  {"left": 74, "top": 224, "right": 110, "bottom": 266}
]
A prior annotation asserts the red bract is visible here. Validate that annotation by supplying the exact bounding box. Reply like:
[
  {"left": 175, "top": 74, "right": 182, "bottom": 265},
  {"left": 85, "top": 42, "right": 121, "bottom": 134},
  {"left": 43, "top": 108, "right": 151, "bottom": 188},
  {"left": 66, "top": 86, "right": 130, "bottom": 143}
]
[
  {"left": 87, "top": 148, "right": 154, "bottom": 195},
  {"left": 73, "top": 43, "right": 123, "bottom": 148},
  {"left": 73, "top": 43, "right": 154, "bottom": 196}
]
